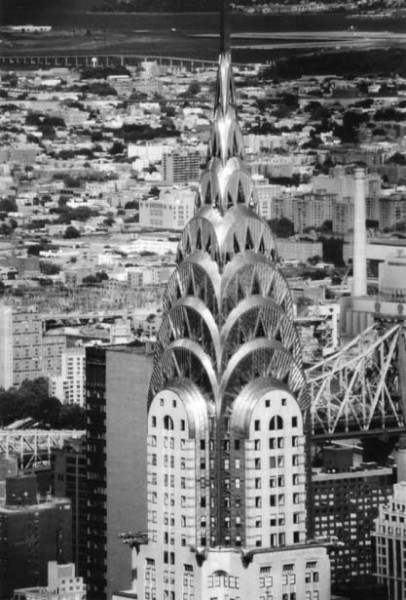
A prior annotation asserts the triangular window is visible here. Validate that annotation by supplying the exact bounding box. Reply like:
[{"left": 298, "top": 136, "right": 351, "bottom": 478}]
[
  {"left": 251, "top": 272, "right": 261, "bottom": 295},
  {"left": 237, "top": 280, "right": 245, "bottom": 302},
  {"left": 196, "top": 228, "right": 202, "bottom": 250},
  {"left": 237, "top": 181, "right": 245, "bottom": 204},
  {"left": 186, "top": 277, "right": 194, "bottom": 296},
  {"left": 205, "top": 182, "right": 211, "bottom": 204},
  {"left": 245, "top": 228, "right": 254, "bottom": 250},
  {"left": 256, "top": 318, "right": 266, "bottom": 338}
]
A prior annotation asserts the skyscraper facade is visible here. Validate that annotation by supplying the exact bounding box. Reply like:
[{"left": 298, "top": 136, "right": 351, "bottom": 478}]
[
  {"left": 85, "top": 344, "right": 154, "bottom": 600},
  {"left": 52, "top": 437, "right": 87, "bottom": 579},
  {"left": 122, "top": 22, "right": 331, "bottom": 600},
  {"left": 374, "top": 482, "right": 406, "bottom": 600}
]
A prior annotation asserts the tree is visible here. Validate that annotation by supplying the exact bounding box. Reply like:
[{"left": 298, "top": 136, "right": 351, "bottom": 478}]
[
  {"left": 64, "top": 225, "right": 80, "bottom": 239},
  {"left": 319, "top": 220, "right": 333, "bottom": 234},
  {"left": 149, "top": 186, "right": 160, "bottom": 198},
  {"left": 110, "top": 141, "right": 126, "bottom": 155},
  {"left": 125, "top": 200, "right": 139, "bottom": 210},
  {"left": 366, "top": 219, "right": 379, "bottom": 229},
  {"left": 72, "top": 206, "right": 94, "bottom": 222},
  {"left": 186, "top": 81, "right": 201, "bottom": 96},
  {"left": 0, "top": 198, "right": 18, "bottom": 213},
  {"left": 59, "top": 404, "right": 86, "bottom": 429},
  {"left": 268, "top": 217, "right": 294, "bottom": 238},
  {"left": 40, "top": 262, "right": 61, "bottom": 275},
  {"left": 386, "top": 153, "right": 406, "bottom": 165},
  {"left": 82, "top": 271, "right": 109, "bottom": 285},
  {"left": 307, "top": 255, "right": 322, "bottom": 266},
  {"left": 0, "top": 377, "right": 86, "bottom": 429},
  {"left": 0, "top": 223, "right": 11, "bottom": 237}
]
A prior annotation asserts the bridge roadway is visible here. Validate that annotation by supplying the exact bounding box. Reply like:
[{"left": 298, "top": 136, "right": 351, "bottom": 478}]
[
  {"left": 0, "top": 53, "right": 219, "bottom": 70},
  {"left": 0, "top": 429, "right": 85, "bottom": 469},
  {"left": 42, "top": 307, "right": 134, "bottom": 325}
]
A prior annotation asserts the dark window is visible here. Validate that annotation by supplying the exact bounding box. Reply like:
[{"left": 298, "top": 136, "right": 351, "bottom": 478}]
[
  {"left": 270, "top": 416, "right": 283, "bottom": 430},
  {"left": 164, "top": 416, "right": 174, "bottom": 430}
]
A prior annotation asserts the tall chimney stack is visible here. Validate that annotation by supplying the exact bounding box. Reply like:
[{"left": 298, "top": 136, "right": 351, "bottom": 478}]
[{"left": 353, "top": 167, "right": 367, "bottom": 297}]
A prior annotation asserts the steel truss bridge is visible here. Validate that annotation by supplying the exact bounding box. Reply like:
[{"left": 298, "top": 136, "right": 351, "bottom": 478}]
[
  {"left": 0, "top": 53, "right": 219, "bottom": 70},
  {"left": 0, "top": 429, "right": 85, "bottom": 469},
  {"left": 307, "top": 323, "right": 406, "bottom": 440}
]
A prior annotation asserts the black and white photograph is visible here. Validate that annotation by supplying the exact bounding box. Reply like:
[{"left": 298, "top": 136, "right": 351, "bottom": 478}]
[{"left": 0, "top": 1, "right": 406, "bottom": 599}]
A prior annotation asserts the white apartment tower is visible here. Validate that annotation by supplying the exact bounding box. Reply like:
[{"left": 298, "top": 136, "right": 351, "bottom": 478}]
[
  {"left": 120, "top": 5, "right": 331, "bottom": 600},
  {"left": 374, "top": 482, "right": 406, "bottom": 600}
]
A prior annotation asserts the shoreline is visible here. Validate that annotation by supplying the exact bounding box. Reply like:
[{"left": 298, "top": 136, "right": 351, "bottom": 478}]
[
  {"left": 85, "top": 11, "right": 218, "bottom": 16},
  {"left": 84, "top": 9, "right": 402, "bottom": 18}
]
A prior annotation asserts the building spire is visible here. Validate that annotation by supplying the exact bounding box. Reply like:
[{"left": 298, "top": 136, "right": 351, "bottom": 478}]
[{"left": 220, "top": 0, "right": 231, "bottom": 53}]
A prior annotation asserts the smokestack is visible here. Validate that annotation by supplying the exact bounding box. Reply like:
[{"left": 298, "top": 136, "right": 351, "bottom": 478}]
[{"left": 353, "top": 167, "right": 367, "bottom": 297}]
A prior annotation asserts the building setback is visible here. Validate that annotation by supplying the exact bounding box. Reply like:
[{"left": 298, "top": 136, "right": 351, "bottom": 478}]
[{"left": 85, "top": 344, "right": 154, "bottom": 600}]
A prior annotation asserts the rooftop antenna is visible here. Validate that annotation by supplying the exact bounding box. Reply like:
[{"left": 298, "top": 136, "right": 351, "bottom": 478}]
[{"left": 220, "top": 0, "right": 231, "bottom": 53}]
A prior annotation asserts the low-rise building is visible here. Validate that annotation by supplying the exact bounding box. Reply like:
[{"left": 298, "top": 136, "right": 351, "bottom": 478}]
[
  {"left": 14, "top": 561, "right": 85, "bottom": 600},
  {"left": 139, "top": 188, "right": 195, "bottom": 230}
]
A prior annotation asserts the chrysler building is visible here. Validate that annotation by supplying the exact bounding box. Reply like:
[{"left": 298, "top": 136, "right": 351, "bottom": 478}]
[{"left": 121, "top": 3, "right": 331, "bottom": 599}]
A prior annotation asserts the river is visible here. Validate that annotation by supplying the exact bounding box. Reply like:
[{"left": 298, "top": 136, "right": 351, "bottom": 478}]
[{"left": 2, "top": 11, "right": 405, "bottom": 63}]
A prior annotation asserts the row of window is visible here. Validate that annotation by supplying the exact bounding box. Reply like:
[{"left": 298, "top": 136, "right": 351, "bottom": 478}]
[
  {"left": 154, "top": 454, "right": 301, "bottom": 473},
  {"left": 253, "top": 513, "right": 302, "bottom": 528},
  {"left": 254, "top": 455, "right": 302, "bottom": 469},
  {"left": 149, "top": 434, "right": 301, "bottom": 453},
  {"left": 268, "top": 532, "right": 301, "bottom": 547},
  {"left": 255, "top": 474, "right": 302, "bottom": 488},
  {"left": 254, "top": 436, "right": 300, "bottom": 450},
  {"left": 207, "top": 575, "right": 240, "bottom": 589},
  {"left": 254, "top": 493, "right": 303, "bottom": 508}
]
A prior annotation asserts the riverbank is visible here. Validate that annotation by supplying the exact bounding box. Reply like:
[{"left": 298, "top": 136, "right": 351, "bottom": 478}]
[{"left": 1, "top": 12, "right": 404, "bottom": 65}]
